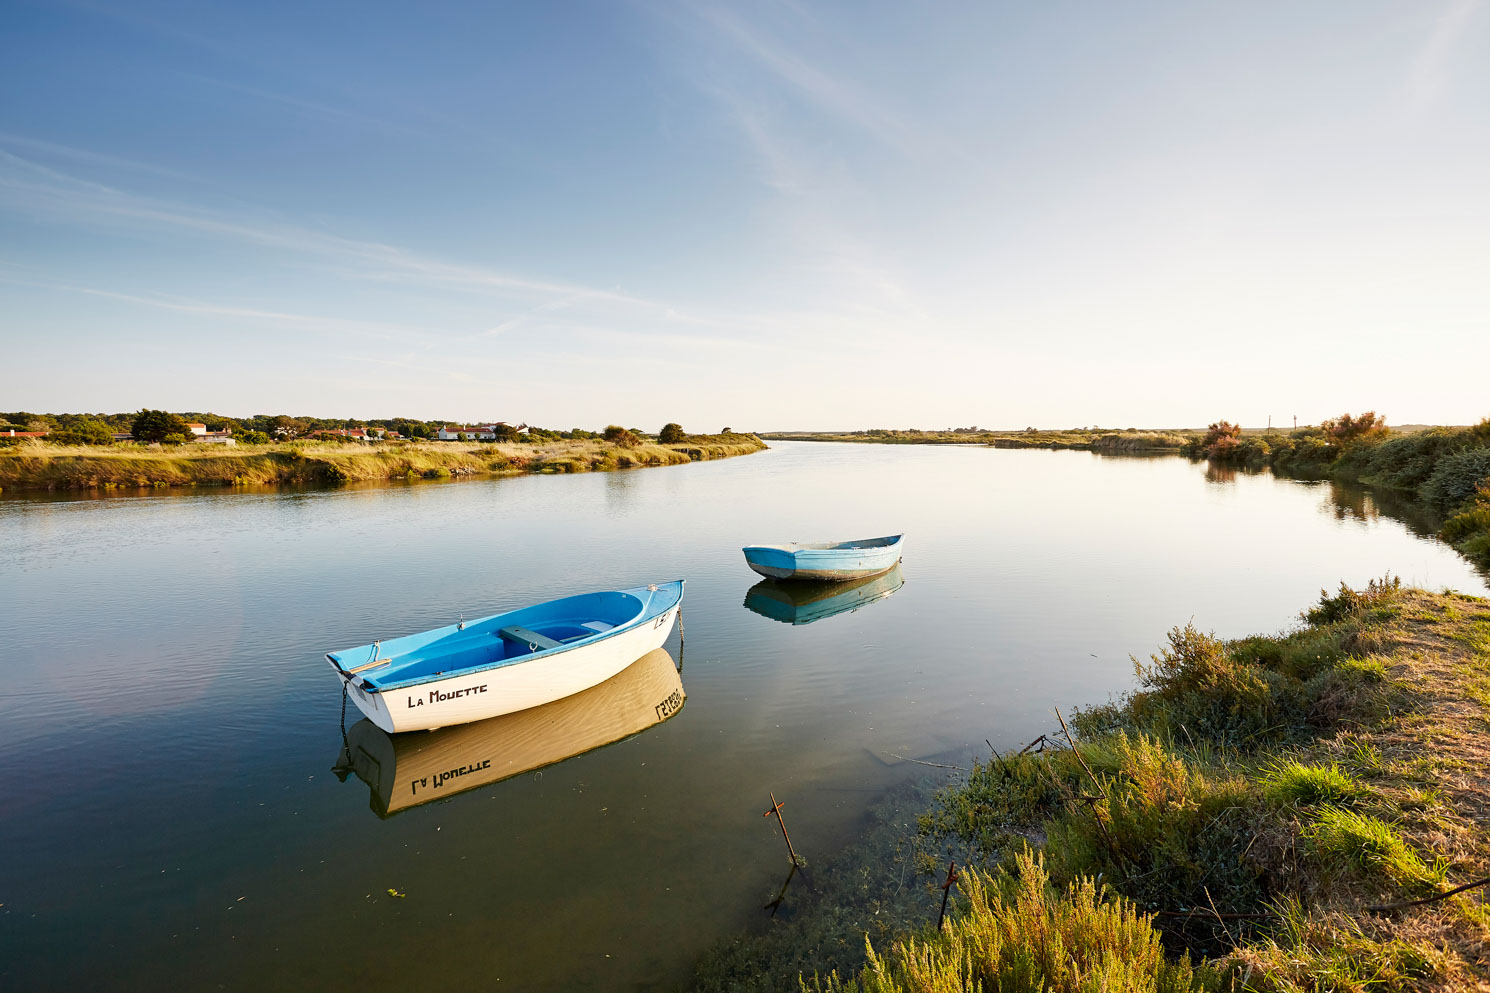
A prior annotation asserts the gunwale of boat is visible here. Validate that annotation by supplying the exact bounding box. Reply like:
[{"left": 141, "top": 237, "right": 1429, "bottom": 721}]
[{"left": 327, "top": 581, "right": 683, "bottom": 694}]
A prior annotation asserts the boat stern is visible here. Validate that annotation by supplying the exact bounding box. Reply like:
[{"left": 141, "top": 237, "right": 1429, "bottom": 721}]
[{"left": 742, "top": 546, "right": 797, "bottom": 579}]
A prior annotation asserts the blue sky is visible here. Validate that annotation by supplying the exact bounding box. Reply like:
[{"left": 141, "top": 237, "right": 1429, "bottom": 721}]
[{"left": 2, "top": 1, "right": 1487, "bottom": 429}]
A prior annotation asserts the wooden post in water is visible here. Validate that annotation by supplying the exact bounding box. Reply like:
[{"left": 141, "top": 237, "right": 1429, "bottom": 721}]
[
  {"left": 764, "top": 792, "right": 802, "bottom": 867},
  {"left": 937, "top": 860, "right": 959, "bottom": 930}
]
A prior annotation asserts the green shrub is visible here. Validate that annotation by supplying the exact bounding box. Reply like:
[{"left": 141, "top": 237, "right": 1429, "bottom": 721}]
[
  {"left": 1420, "top": 448, "right": 1490, "bottom": 513},
  {"left": 603, "top": 424, "right": 641, "bottom": 447},
  {"left": 1125, "top": 624, "right": 1294, "bottom": 746},
  {"left": 659, "top": 422, "right": 686, "bottom": 443},
  {"left": 1303, "top": 576, "right": 1402, "bottom": 626}
]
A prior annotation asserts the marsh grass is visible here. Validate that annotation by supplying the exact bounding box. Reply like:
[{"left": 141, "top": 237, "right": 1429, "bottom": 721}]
[
  {"left": 899, "top": 583, "right": 1490, "bottom": 990},
  {"left": 802, "top": 850, "right": 1229, "bottom": 993},
  {"left": 1259, "top": 761, "right": 1367, "bottom": 809},
  {"left": 0, "top": 434, "right": 767, "bottom": 491},
  {"left": 1306, "top": 807, "right": 1446, "bottom": 891},
  {"left": 757, "top": 429, "right": 1192, "bottom": 453}
]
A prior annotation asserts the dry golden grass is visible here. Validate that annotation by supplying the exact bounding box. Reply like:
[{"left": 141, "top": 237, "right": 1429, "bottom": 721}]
[{"left": 0, "top": 434, "right": 767, "bottom": 492}]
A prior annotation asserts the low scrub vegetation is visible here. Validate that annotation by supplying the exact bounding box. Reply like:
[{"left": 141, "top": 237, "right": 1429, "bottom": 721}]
[
  {"left": 788, "top": 580, "right": 1490, "bottom": 992},
  {"left": 759, "top": 428, "right": 1190, "bottom": 452},
  {"left": 0, "top": 434, "right": 767, "bottom": 492}
]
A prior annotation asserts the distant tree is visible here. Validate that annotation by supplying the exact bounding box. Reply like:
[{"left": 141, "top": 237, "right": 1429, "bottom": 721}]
[
  {"left": 721, "top": 426, "right": 733, "bottom": 435},
  {"left": 491, "top": 423, "right": 520, "bottom": 441},
  {"left": 659, "top": 422, "right": 686, "bottom": 443},
  {"left": 51, "top": 419, "right": 115, "bottom": 445},
  {"left": 131, "top": 409, "right": 191, "bottom": 443},
  {"left": 1201, "top": 420, "right": 1243, "bottom": 460},
  {"left": 603, "top": 424, "right": 641, "bottom": 447},
  {"left": 1321, "top": 411, "right": 1388, "bottom": 444},
  {"left": 161, "top": 433, "right": 188, "bottom": 446},
  {"left": 238, "top": 430, "right": 271, "bottom": 445}
]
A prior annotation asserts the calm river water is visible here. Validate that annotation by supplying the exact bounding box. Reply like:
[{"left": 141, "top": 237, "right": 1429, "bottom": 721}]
[{"left": 1, "top": 442, "right": 1485, "bottom": 991}]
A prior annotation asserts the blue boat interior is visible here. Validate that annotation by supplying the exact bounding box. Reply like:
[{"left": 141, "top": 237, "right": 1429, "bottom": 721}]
[{"left": 328, "top": 583, "right": 682, "bottom": 692}]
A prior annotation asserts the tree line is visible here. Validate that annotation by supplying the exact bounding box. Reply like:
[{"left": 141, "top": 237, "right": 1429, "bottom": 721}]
[{"left": 2, "top": 410, "right": 706, "bottom": 447}]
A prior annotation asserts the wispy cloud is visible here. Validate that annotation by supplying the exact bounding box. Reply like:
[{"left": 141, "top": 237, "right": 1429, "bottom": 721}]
[
  {"left": 0, "top": 132, "right": 199, "bottom": 184},
  {"left": 0, "top": 147, "right": 806, "bottom": 352},
  {"left": 0, "top": 149, "right": 647, "bottom": 306},
  {"left": 1408, "top": 0, "right": 1483, "bottom": 107},
  {"left": 172, "top": 71, "right": 424, "bottom": 138},
  {"left": 0, "top": 276, "right": 439, "bottom": 344},
  {"left": 684, "top": 2, "right": 933, "bottom": 156}
]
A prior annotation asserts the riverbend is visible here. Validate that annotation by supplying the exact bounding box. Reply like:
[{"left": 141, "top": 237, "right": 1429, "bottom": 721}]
[{"left": 0, "top": 442, "right": 1484, "bottom": 992}]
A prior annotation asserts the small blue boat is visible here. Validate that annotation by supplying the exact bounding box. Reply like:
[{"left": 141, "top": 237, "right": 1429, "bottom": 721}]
[
  {"left": 744, "top": 563, "right": 904, "bottom": 625},
  {"left": 741, "top": 534, "right": 904, "bottom": 582}
]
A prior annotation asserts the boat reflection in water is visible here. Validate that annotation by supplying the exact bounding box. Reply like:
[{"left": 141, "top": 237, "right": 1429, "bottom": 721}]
[
  {"left": 743, "top": 563, "right": 904, "bottom": 626},
  {"left": 334, "top": 647, "right": 684, "bottom": 817}
]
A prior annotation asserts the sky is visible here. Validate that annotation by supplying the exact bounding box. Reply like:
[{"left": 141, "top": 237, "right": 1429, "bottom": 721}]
[{"left": 1, "top": 0, "right": 1487, "bottom": 431}]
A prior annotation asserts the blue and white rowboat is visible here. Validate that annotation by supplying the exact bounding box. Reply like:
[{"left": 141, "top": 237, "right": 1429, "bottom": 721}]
[
  {"left": 741, "top": 534, "right": 904, "bottom": 582},
  {"left": 327, "top": 581, "right": 683, "bottom": 733}
]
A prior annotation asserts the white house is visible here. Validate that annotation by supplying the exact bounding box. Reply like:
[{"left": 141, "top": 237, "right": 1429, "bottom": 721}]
[{"left": 436, "top": 424, "right": 502, "bottom": 441}]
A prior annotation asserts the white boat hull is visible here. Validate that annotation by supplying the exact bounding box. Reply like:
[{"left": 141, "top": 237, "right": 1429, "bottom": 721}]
[{"left": 347, "top": 606, "right": 680, "bottom": 733}]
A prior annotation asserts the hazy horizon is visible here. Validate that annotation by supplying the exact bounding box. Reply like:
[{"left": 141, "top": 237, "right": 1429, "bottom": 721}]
[{"left": 4, "top": 1, "right": 1488, "bottom": 428}]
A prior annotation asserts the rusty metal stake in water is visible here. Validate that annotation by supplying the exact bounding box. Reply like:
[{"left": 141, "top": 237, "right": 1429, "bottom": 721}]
[
  {"left": 764, "top": 864, "right": 799, "bottom": 918},
  {"left": 764, "top": 792, "right": 802, "bottom": 867},
  {"left": 937, "top": 860, "right": 959, "bottom": 930}
]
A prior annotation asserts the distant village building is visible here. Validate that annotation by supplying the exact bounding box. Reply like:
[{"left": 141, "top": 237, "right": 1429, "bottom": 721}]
[
  {"left": 3, "top": 429, "right": 49, "bottom": 438},
  {"left": 435, "top": 423, "right": 505, "bottom": 441},
  {"left": 186, "top": 423, "right": 208, "bottom": 436}
]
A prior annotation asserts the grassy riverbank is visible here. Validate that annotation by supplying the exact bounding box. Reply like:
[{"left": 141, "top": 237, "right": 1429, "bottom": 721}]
[
  {"left": 804, "top": 584, "right": 1490, "bottom": 984},
  {"left": 0, "top": 434, "right": 767, "bottom": 492},
  {"left": 761, "top": 580, "right": 1490, "bottom": 991},
  {"left": 761, "top": 429, "right": 1191, "bottom": 453}
]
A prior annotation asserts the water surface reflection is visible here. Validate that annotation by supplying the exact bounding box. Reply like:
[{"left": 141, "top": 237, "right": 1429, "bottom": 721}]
[{"left": 334, "top": 648, "right": 684, "bottom": 817}]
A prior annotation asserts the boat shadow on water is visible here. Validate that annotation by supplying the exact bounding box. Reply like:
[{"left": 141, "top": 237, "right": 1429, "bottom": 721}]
[
  {"left": 333, "top": 647, "right": 684, "bottom": 817},
  {"left": 742, "top": 563, "right": 905, "bottom": 626}
]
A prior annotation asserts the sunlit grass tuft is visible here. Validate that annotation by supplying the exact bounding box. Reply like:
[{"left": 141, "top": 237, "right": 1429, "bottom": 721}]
[
  {"left": 1260, "top": 761, "right": 1367, "bottom": 808},
  {"left": 1307, "top": 807, "right": 1445, "bottom": 890}
]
